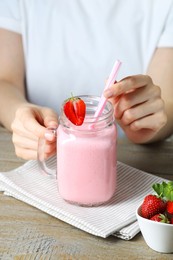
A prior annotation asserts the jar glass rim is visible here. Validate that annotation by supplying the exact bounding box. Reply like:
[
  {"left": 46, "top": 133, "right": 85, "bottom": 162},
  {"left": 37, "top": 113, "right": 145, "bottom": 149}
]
[{"left": 60, "top": 95, "right": 115, "bottom": 131}]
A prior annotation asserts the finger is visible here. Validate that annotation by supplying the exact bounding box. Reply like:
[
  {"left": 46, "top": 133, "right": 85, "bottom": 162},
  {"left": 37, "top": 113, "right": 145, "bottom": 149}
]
[
  {"left": 24, "top": 118, "right": 46, "bottom": 138},
  {"left": 44, "top": 146, "right": 56, "bottom": 159},
  {"left": 120, "top": 98, "right": 165, "bottom": 126},
  {"left": 44, "top": 140, "right": 56, "bottom": 154},
  {"left": 129, "top": 111, "right": 167, "bottom": 132},
  {"left": 104, "top": 75, "right": 153, "bottom": 98},
  {"left": 14, "top": 138, "right": 56, "bottom": 160},
  {"left": 11, "top": 118, "right": 38, "bottom": 141},
  {"left": 41, "top": 107, "right": 58, "bottom": 128},
  {"left": 114, "top": 86, "right": 162, "bottom": 120},
  {"left": 21, "top": 108, "right": 58, "bottom": 138},
  {"left": 13, "top": 106, "right": 46, "bottom": 138},
  {"left": 12, "top": 133, "right": 38, "bottom": 150},
  {"left": 45, "top": 127, "right": 57, "bottom": 141},
  {"left": 14, "top": 146, "right": 38, "bottom": 160},
  {"left": 38, "top": 139, "right": 56, "bottom": 160}
]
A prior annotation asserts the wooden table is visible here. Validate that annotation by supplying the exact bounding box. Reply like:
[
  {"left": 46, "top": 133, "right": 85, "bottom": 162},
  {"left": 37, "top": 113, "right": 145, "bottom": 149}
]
[{"left": 0, "top": 125, "right": 173, "bottom": 259}]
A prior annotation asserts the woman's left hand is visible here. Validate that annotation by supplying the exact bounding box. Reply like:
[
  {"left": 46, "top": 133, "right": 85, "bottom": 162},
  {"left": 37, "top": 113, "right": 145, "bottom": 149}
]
[{"left": 104, "top": 74, "right": 167, "bottom": 143}]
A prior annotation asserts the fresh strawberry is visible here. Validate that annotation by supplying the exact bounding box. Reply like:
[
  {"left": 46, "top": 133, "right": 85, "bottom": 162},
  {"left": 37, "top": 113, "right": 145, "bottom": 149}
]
[
  {"left": 64, "top": 96, "right": 86, "bottom": 126},
  {"left": 152, "top": 181, "right": 173, "bottom": 215},
  {"left": 150, "top": 213, "right": 170, "bottom": 223},
  {"left": 166, "top": 201, "right": 173, "bottom": 214},
  {"left": 141, "top": 194, "right": 167, "bottom": 219}
]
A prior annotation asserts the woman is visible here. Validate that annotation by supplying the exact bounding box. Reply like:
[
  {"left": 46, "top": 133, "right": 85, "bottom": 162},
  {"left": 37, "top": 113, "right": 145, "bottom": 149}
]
[{"left": 0, "top": 0, "right": 173, "bottom": 160}]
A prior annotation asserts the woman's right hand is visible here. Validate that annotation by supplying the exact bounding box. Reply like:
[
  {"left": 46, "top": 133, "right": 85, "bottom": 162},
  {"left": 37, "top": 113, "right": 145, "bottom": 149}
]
[{"left": 11, "top": 103, "right": 58, "bottom": 160}]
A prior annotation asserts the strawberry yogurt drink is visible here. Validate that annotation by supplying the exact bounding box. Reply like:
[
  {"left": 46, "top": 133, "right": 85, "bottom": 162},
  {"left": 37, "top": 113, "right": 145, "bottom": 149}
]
[{"left": 57, "top": 95, "right": 117, "bottom": 206}]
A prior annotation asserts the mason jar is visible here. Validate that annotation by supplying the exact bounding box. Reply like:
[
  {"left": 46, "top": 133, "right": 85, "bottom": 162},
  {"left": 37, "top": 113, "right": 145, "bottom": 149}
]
[{"left": 57, "top": 95, "right": 117, "bottom": 206}]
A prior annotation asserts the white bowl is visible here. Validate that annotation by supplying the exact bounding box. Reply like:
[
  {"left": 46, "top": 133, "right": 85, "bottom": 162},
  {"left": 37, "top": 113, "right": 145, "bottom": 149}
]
[{"left": 136, "top": 205, "right": 173, "bottom": 253}]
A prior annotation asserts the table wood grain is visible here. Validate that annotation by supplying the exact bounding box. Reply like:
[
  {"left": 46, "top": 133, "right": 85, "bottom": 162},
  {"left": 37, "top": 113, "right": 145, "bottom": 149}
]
[{"left": 0, "top": 126, "right": 173, "bottom": 259}]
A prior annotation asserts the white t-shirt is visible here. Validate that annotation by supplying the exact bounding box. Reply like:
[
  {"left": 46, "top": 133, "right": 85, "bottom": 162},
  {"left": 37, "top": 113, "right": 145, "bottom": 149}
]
[{"left": 0, "top": 0, "right": 173, "bottom": 114}]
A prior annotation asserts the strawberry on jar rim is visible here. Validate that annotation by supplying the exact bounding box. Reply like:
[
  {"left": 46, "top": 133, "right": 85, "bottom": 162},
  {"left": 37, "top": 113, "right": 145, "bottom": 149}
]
[{"left": 63, "top": 95, "right": 86, "bottom": 126}]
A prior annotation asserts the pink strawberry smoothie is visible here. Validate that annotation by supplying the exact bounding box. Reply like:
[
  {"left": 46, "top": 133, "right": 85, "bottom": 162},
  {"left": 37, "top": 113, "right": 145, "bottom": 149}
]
[{"left": 57, "top": 123, "right": 117, "bottom": 206}]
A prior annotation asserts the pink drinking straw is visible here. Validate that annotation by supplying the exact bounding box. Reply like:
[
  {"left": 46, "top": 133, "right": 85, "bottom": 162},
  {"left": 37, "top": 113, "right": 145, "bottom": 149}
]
[{"left": 94, "top": 59, "right": 122, "bottom": 121}]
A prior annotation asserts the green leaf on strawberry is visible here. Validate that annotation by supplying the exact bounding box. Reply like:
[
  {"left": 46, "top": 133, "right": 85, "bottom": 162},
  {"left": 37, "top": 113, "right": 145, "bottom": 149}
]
[{"left": 152, "top": 181, "right": 173, "bottom": 201}]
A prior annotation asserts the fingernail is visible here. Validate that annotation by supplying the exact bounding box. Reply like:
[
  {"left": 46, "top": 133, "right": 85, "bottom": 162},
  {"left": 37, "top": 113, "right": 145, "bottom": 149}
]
[
  {"left": 104, "top": 89, "right": 113, "bottom": 98},
  {"left": 45, "top": 130, "right": 56, "bottom": 141}
]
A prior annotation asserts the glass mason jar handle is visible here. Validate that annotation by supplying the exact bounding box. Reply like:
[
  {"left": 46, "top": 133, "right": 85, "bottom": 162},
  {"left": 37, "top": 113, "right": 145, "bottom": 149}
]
[{"left": 37, "top": 127, "right": 57, "bottom": 179}]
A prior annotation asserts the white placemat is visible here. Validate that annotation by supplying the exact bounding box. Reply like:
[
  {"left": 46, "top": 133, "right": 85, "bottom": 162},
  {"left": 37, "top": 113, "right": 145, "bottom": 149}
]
[{"left": 0, "top": 159, "right": 167, "bottom": 240}]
